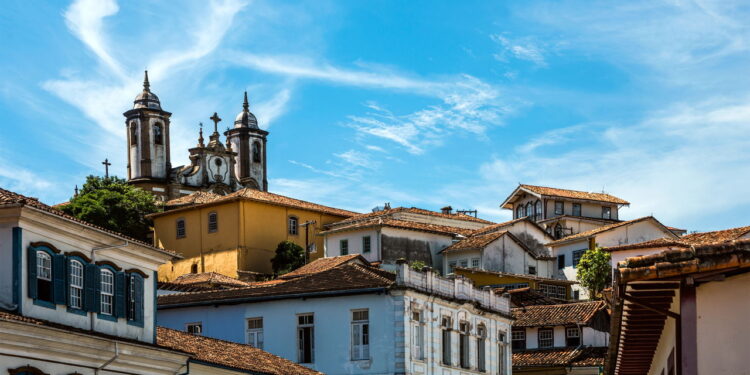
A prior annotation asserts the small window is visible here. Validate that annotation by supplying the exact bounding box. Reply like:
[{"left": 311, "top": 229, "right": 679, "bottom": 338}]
[
  {"left": 459, "top": 259, "right": 468, "bottom": 268},
  {"left": 538, "top": 328, "right": 554, "bottom": 348},
  {"left": 528, "top": 265, "right": 536, "bottom": 275},
  {"left": 554, "top": 201, "right": 564, "bottom": 215},
  {"left": 448, "top": 261, "right": 457, "bottom": 272},
  {"left": 516, "top": 205, "right": 523, "bottom": 219},
  {"left": 525, "top": 202, "right": 533, "bottom": 217},
  {"left": 566, "top": 327, "right": 580, "bottom": 346},
  {"left": 362, "top": 236, "right": 371, "bottom": 253},
  {"left": 176, "top": 219, "right": 186, "bottom": 238},
  {"left": 412, "top": 310, "right": 425, "bottom": 360},
  {"left": 130, "top": 123, "right": 138, "bottom": 146},
  {"left": 100, "top": 269, "right": 114, "bottom": 316},
  {"left": 208, "top": 212, "right": 218, "bottom": 233},
  {"left": 247, "top": 317, "right": 264, "bottom": 349},
  {"left": 351, "top": 310, "right": 370, "bottom": 361},
  {"left": 539, "top": 284, "right": 567, "bottom": 299},
  {"left": 154, "top": 123, "right": 163, "bottom": 145},
  {"left": 573, "top": 250, "right": 586, "bottom": 268},
  {"left": 557, "top": 254, "right": 565, "bottom": 270},
  {"left": 186, "top": 322, "right": 202, "bottom": 335},
  {"left": 127, "top": 273, "right": 144, "bottom": 323},
  {"left": 602, "top": 206, "right": 612, "bottom": 220},
  {"left": 298, "top": 314, "right": 315, "bottom": 363},
  {"left": 535, "top": 200, "right": 542, "bottom": 220},
  {"left": 340, "top": 239, "right": 349, "bottom": 255},
  {"left": 190, "top": 264, "right": 198, "bottom": 274},
  {"left": 574, "top": 290, "right": 580, "bottom": 300},
  {"left": 511, "top": 329, "right": 526, "bottom": 350},
  {"left": 572, "top": 203, "right": 581, "bottom": 216},
  {"left": 288, "top": 216, "right": 298, "bottom": 235},
  {"left": 36, "top": 251, "right": 53, "bottom": 302},
  {"left": 471, "top": 258, "right": 480, "bottom": 268},
  {"left": 252, "top": 141, "right": 261, "bottom": 163},
  {"left": 69, "top": 260, "right": 84, "bottom": 309}
]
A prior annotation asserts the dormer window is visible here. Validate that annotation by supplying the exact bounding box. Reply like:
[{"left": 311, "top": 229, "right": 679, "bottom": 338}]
[
  {"left": 525, "top": 202, "right": 533, "bottom": 218},
  {"left": 602, "top": 206, "right": 612, "bottom": 220},
  {"left": 554, "top": 201, "right": 564, "bottom": 215}
]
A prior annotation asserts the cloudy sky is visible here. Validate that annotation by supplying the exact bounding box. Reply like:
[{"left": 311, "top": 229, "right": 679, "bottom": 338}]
[{"left": 1, "top": 0, "right": 749, "bottom": 231}]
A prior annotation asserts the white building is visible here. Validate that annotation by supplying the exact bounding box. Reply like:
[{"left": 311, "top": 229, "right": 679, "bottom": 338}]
[{"left": 157, "top": 257, "right": 513, "bottom": 375}]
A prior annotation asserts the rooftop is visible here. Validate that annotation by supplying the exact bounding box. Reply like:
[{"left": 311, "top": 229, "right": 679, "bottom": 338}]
[
  {"left": 502, "top": 184, "right": 630, "bottom": 209},
  {"left": 471, "top": 217, "right": 551, "bottom": 237},
  {"left": 319, "top": 217, "right": 476, "bottom": 236},
  {"left": 279, "top": 254, "right": 367, "bottom": 279},
  {"left": 329, "top": 206, "right": 494, "bottom": 226},
  {"left": 545, "top": 216, "right": 673, "bottom": 246},
  {"left": 512, "top": 300, "right": 606, "bottom": 327},
  {"left": 606, "top": 224, "right": 750, "bottom": 252},
  {"left": 441, "top": 230, "right": 552, "bottom": 259},
  {"left": 156, "top": 327, "right": 321, "bottom": 375},
  {"left": 170, "top": 272, "right": 252, "bottom": 289},
  {"left": 513, "top": 346, "right": 607, "bottom": 369}
]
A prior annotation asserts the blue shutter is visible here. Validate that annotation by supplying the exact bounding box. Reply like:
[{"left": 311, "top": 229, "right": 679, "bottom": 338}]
[
  {"left": 65, "top": 257, "right": 73, "bottom": 306},
  {"left": 134, "top": 275, "right": 144, "bottom": 324},
  {"left": 115, "top": 272, "right": 126, "bottom": 318},
  {"left": 27, "top": 247, "right": 37, "bottom": 299},
  {"left": 52, "top": 254, "right": 66, "bottom": 305},
  {"left": 84, "top": 263, "right": 100, "bottom": 313}
]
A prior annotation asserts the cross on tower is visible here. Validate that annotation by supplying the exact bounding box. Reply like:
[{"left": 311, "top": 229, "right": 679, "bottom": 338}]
[
  {"left": 102, "top": 158, "right": 112, "bottom": 178},
  {"left": 210, "top": 112, "right": 222, "bottom": 133}
]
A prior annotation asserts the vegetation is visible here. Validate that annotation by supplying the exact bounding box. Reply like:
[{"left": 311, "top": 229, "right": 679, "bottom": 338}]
[
  {"left": 271, "top": 240, "right": 306, "bottom": 275},
  {"left": 410, "top": 260, "right": 428, "bottom": 271},
  {"left": 576, "top": 247, "right": 612, "bottom": 299},
  {"left": 60, "top": 176, "right": 158, "bottom": 242}
]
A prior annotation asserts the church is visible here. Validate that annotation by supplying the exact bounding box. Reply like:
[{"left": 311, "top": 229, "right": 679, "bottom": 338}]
[{"left": 124, "top": 71, "right": 269, "bottom": 201}]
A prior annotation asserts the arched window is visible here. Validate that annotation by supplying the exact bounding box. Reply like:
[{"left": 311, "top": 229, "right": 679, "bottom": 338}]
[
  {"left": 154, "top": 123, "right": 163, "bottom": 145},
  {"left": 554, "top": 223, "right": 563, "bottom": 239},
  {"left": 208, "top": 212, "right": 218, "bottom": 233},
  {"left": 535, "top": 200, "right": 542, "bottom": 221},
  {"left": 516, "top": 205, "right": 523, "bottom": 219},
  {"left": 69, "top": 260, "right": 84, "bottom": 309},
  {"left": 176, "top": 218, "right": 186, "bottom": 238},
  {"left": 288, "top": 216, "right": 298, "bottom": 235},
  {"left": 36, "top": 251, "right": 53, "bottom": 302},
  {"left": 100, "top": 269, "right": 114, "bottom": 316},
  {"left": 130, "top": 122, "right": 138, "bottom": 146},
  {"left": 525, "top": 202, "right": 533, "bottom": 218},
  {"left": 252, "top": 141, "right": 261, "bottom": 163}
]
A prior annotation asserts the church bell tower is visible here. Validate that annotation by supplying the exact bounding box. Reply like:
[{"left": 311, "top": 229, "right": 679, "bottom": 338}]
[
  {"left": 123, "top": 71, "right": 172, "bottom": 189},
  {"left": 225, "top": 92, "right": 268, "bottom": 191}
]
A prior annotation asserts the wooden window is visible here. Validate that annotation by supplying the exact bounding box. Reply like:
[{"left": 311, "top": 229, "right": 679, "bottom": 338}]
[
  {"left": 538, "top": 328, "right": 553, "bottom": 348},
  {"left": 247, "top": 317, "right": 264, "bottom": 349},
  {"left": 566, "top": 327, "right": 580, "bottom": 346},
  {"left": 186, "top": 322, "right": 202, "bottom": 335},
  {"left": 448, "top": 260, "right": 457, "bottom": 272},
  {"left": 208, "top": 212, "right": 218, "bottom": 233},
  {"left": 460, "top": 259, "right": 469, "bottom": 268},
  {"left": 340, "top": 239, "right": 349, "bottom": 255},
  {"left": 69, "top": 260, "right": 84, "bottom": 309},
  {"left": 572, "top": 203, "right": 581, "bottom": 216},
  {"left": 154, "top": 123, "right": 163, "bottom": 145},
  {"left": 554, "top": 223, "right": 563, "bottom": 239},
  {"left": 534, "top": 200, "right": 542, "bottom": 221},
  {"left": 288, "top": 216, "right": 298, "bottom": 235},
  {"left": 554, "top": 201, "right": 564, "bottom": 215},
  {"left": 557, "top": 254, "right": 565, "bottom": 270},
  {"left": 351, "top": 310, "right": 370, "bottom": 360},
  {"left": 441, "top": 316, "right": 452, "bottom": 365},
  {"left": 602, "top": 206, "right": 612, "bottom": 220},
  {"left": 498, "top": 333, "right": 507, "bottom": 375},
  {"left": 100, "top": 269, "right": 114, "bottom": 315},
  {"left": 176, "top": 219, "right": 186, "bottom": 238},
  {"left": 127, "top": 273, "right": 144, "bottom": 324},
  {"left": 411, "top": 311, "right": 425, "bottom": 360},
  {"left": 511, "top": 328, "right": 526, "bottom": 350},
  {"left": 298, "top": 314, "right": 315, "bottom": 363},
  {"left": 362, "top": 236, "right": 371, "bottom": 253}
]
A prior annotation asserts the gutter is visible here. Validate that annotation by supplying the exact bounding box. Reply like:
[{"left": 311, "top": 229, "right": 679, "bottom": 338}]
[{"left": 158, "top": 287, "right": 388, "bottom": 309}]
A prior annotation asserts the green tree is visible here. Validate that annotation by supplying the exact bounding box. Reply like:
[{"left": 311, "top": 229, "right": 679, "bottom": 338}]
[
  {"left": 576, "top": 247, "right": 612, "bottom": 299},
  {"left": 60, "top": 176, "right": 159, "bottom": 242},
  {"left": 271, "top": 240, "right": 306, "bottom": 275}
]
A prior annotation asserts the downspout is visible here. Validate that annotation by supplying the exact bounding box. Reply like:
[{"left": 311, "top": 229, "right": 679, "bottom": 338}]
[{"left": 96, "top": 342, "right": 119, "bottom": 374}]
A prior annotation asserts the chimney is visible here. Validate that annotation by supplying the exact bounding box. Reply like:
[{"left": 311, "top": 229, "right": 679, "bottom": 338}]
[{"left": 441, "top": 205, "right": 453, "bottom": 215}]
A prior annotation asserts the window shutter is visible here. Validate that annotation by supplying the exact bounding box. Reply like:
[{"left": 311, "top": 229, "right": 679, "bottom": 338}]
[
  {"left": 65, "top": 257, "right": 73, "bottom": 306},
  {"left": 134, "top": 274, "right": 144, "bottom": 323},
  {"left": 52, "top": 254, "right": 66, "bottom": 305},
  {"left": 27, "top": 247, "right": 37, "bottom": 299},
  {"left": 114, "top": 272, "right": 126, "bottom": 318},
  {"left": 84, "top": 263, "right": 100, "bottom": 313}
]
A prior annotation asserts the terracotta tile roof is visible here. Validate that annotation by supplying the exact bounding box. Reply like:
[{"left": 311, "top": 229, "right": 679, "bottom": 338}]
[
  {"left": 280, "top": 254, "right": 367, "bottom": 279},
  {"left": 153, "top": 188, "right": 358, "bottom": 218},
  {"left": 331, "top": 206, "right": 494, "bottom": 226},
  {"left": 512, "top": 301, "right": 605, "bottom": 327},
  {"left": 320, "top": 217, "right": 475, "bottom": 236},
  {"left": 513, "top": 346, "right": 607, "bottom": 368},
  {"left": 0, "top": 187, "right": 179, "bottom": 257},
  {"left": 605, "top": 224, "right": 750, "bottom": 252},
  {"left": 171, "top": 272, "right": 252, "bottom": 288},
  {"left": 546, "top": 216, "right": 672, "bottom": 246},
  {"left": 159, "top": 263, "right": 396, "bottom": 307},
  {"left": 454, "top": 267, "right": 577, "bottom": 285},
  {"left": 617, "top": 239, "right": 750, "bottom": 283},
  {"left": 156, "top": 327, "right": 321, "bottom": 375},
  {"left": 472, "top": 217, "right": 552, "bottom": 237},
  {"left": 442, "top": 230, "right": 552, "bottom": 259},
  {"left": 605, "top": 237, "right": 691, "bottom": 252},
  {"left": 165, "top": 191, "right": 222, "bottom": 207},
  {"left": 519, "top": 184, "right": 629, "bottom": 205}
]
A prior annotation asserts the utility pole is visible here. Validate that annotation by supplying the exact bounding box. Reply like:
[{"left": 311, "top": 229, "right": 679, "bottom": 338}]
[{"left": 300, "top": 220, "right": 317, "bottom": 264}]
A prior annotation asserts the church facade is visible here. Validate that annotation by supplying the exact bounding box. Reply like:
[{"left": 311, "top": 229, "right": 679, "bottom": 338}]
[{"left": 124, "top": 71, "right": 268, "bottom": 201}]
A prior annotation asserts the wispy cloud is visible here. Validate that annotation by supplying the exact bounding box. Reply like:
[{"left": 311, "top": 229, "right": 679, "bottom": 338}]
[
  {"left": 491, "top": 34, "right": 548, "bottom": 67},
  {"left": 64, "top": 0, "right": 125, "bottom": 78}
]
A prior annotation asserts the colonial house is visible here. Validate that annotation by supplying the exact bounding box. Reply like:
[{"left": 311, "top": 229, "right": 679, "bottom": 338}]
[
  {"left": 453, "top": 267, "right": 577, "bottom": 301},
  {"left": 546, "top": 216, "right": 677, "bottom": 299},
  {"left": 0, "top": 187, "right": 315, "bottom": 375},
  {"left": 157, "top": 257, "right": 513, "bottom": 375},
  {"left": 440, "top": 217, "right": 554, "bottom": 277},
  {"left": 148, "top": 188, "right": 356, "bottom": 280},
  {"left": 320, "top": 206, "right": 493, "bottom": 271},
  {"left": 512, "top": 301, "right": 610, "bottom": 374},
  {"left": 606, "top": 239, "right": 750, "bottom": 375},
  {"left": 500, "top": 184, "right": 630, "bottom": 240}
]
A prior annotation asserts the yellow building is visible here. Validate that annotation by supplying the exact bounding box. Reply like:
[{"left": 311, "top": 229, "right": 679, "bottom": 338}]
[
  {"left": 149, "top": 189, "right": 357, "bottom": 281},
  {"left": 454, "top": 267, "right": 577, "bottom": 301}
]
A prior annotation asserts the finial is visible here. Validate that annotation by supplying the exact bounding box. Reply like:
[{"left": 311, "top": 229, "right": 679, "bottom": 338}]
[
  {"left": 74, "top": 185, "right": 79, "bottom": 197},
  {"left": 198, "top": 122, "right": 205, "bottom": 146},
  {"left": 143, "top": 70, "right": 150, "bottom": 91},
  {"left": 210, "top": 112, "right": 222, "bottom": 133},
  {"left": 243, "top": 91, "right": 249, "bottom": 111}
]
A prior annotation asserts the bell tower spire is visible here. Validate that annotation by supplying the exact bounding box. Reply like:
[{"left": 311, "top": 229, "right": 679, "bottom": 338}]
[
  {"left": 225, "top": 91, "right": 268, "bottom": 191},
  {"left": 143, "top": 70, "right": 150, "bottom": 91}
]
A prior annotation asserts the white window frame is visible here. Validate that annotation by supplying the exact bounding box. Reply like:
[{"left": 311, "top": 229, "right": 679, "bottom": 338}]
[
  {"left": 471, "top": 258, "right": 480, "bottom": 268},
  {"left": 441, "top": 316, "right": 452, "bottom": 366},
  {"left": 477, "top": 324, "right": 487, "bottom": 372},
  {"left": 298, "top": 314, "right": 315, "bottom": 364},
  {"left": 498, "top": 330, "right": 507, "bottom": 375},
  {"left": 246, "top": 317, "right": 263, "bottom": 349},
  {"left": 459, "top": 321, "right": 470, "bottom": 369},
  {"left": 459, "top": 259, "right": 469, "bottom": 268},
  {"left": 539, "top": 284, "right": 567, "bottom": 300},
  {"left": 186, "top": 322, "right": 202, "bottom": 335},
  {"left": 69, "top": 260, "right": 84, "bottom": 309},
  {"left": 37, "top": 252, "right": 52, "bottom": 281},
  {"left": 411, "top": 311, "right": 425, "bottom": 360},
  {"left": 100, "top": 269, "right": 114, "bottom": 315},
  {"left": 288, "top": 216, "right": 298, "bottom": 235},
  {"left": 351, "top": 309, "right": 370, "bottom": 361},
  {"left": 538, "top": 328, "right": 554, "bottom": 348}
]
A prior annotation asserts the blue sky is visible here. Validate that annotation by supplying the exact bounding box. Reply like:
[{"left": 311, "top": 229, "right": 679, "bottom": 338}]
[{"left": 1, "top": 0, "right": 750, "bottom": 231}]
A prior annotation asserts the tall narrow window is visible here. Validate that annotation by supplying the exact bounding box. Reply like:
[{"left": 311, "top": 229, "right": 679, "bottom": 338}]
[
  {"left": 186, "top": 322, "right": 202, "bottom": 335},
  {"left": 362, "top": 236, "right": 371, "bottom": 253},
  {"left": 247, "top": 317, "right": 264, "bottom": 349},
  {"left": 252, "top": 141, "right": 261, "bottom": 163},
  {"left": 459, "top": 321, "right": 470, "bottom": 369},
  {"left": 525, "top": 202, "right": 533, "bottom": 217},
  {"left": 538, "top": 328, "right": 553, "bottom": 348},
  {"left": 511, "top": 328, "right": 526, "bottom": 350},
  {"left": 36, "top": 251, "right": 53, "bottom": 302},
  {"left": 127, "top": 273, "right": 144, "bottom": 324},
  {"left": 411, "top": 311, "right": 425, "bottom": 360},
  {"left": 100, "top": 269, "right": 114, "bottom": 316},
  {"left": 351, "top": 310, "right": 370, "bottom": 360},
  {"left": 516, "top": 205, "right": 523, "bottom": 219},
  {"left": 288, "top": 216, "right": 298, "bottom": 235},
  {"left": 208, "top": 212, "right": 218, "bottom": 233},
  {"left": 498, "top": 331, "right": 507, "bottom": 375},
  {"left": 602, "top": 206, "right": 612, "bottom": 220},
  {"left": 557, "top": 254, "right": 565, "bottom": 270},
  {"left": 554, "top": 223, "right": 563, "bottom": 239},
  {"left": 154, "top": 123, "right": 163, "bottom": 145},
  {"left": 69, "top": 260, "right": 84, "bottom": 309},
  {"left": 535, "top": 200, "right": 542, "bottom": 221},
  {"left": 176, "top": 219, "right": 186, "bottom": 238},
  {"left": 554, "top": 201, "right": 564, "bottom": 215},
  {"left": 298, "top": 314, "right": 315, "bottom": 363},
  {"left": 441, "top": 316, "right": 452, "bottom": 366},
  {"left": 573, "top": 250, "right": 585, "bottom": 268},
  {"left": 340, "top": 239, "right": 349, "bottom": 255},
  {"left": 566, "top": 327, "right": 580, "bottom": 346},
  {"left": 477, "top": 324, "right": 487, "bottom": 372},
  {"left": 572, "top": 203, "right": 581, "bottom": 216},
  {"left": 130, "top": 123, "right": 138, "bottom": 146}
]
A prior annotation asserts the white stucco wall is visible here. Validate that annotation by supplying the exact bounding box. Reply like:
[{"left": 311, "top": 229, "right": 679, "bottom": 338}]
[
  {"left": 522, "top": 325, "right": 607, "bottom": 350},
  {"left": 324, "top": 228, "right": 381, "bottom": 262}
]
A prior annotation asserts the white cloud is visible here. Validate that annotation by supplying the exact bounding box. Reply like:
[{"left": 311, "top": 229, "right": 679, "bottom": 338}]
[
  {"left": 64, "top": 0, "right": 125, "bottom": 78},
  {"left": 334, "top": 150, "right": 380, "bottom": 170},
  {"left": 0, "top": 155, "right": 54, "bottom": 195},
  {"left": 491, "top": 34, "right": 548, "bottom": 67}
]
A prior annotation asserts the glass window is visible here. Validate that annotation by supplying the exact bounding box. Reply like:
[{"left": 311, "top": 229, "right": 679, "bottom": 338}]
[
  {"left": 538, "top": 328, "right": 554, "bottom": 348},
  {"left": 340, "top": 239, "right": 349, "bottom": 255},
  {"left": 511, "top": 329, "right": 526, "bottom": 350},
  {"left": 525, "top": 202, "right": 533, "bottom": 217},
  {"left": 566, "top": 327, "right": 580, "bottom": 346},
  {"left": 448, "top": 261, "right": 457, "bottom": 272},
  {"left": 186, "top": 322, "right": 202, "bottom": 335},
  {"left": 298, "top": 314, "right": 315, "bottom": 363},
  {"left": 460, "top": 259, "right": 469, "bottom": 268},
  {"left": 69, "top": 260, "right": 84, "bottom": 309},
  {"left": 362, "top": 236, "right": 371, "bottom": 253},
  {"left": 602, "top": 206, "right": 612, "bottom": 220},
  {"left": 247, "top": 317, "right": 264, "bottom": 349},
  {"left": 572, "top": 203, "right": 581, "bottom": 216},
  {"left": 35, "top": 251, "right": 53, "bottom": 303},
  {"left": 477, "top": 324, "right": 487, "bottom": 372},
  {"left": 351, "top": 310, "right": 370, "bottom": 361},
  {"left": 459, "top": 321, "right": 470, "bottom": 369},
  {"left": 516, "top": 205, "right": 523, "bottom": 219},
  {"left": 411, "top": 311, "right": 424, "bottom": 360},
  {"left": 441, "top": 316, "right": 452, "bottom": 366},
  {"left": 535, "top": 200, "right": 542, "bottom": 220},
  {"left": 557, "top": 254, "right": 565, "bottom": 270},
  {"left": 208, "top": 212, "right": 218, "bottom": 233},
  {"left": 539, "top": 284, "right": 567, "bottom": 299},
  {"left": 130, "top": 123, "right": 138, "bottom": 145},
  {"left": 498, "top": 333, "right": 507, "bottom": 375},
  {"left": 288, "top": 216, "right": 298, "bottom": 235},
  {"left": 471, "top": 258, "right": 480, "bottom": 268},
  {"left": 100, "top": 269, "right": 114, "bottom": 315},
  {"left": 573, "top": 250, "right": 586, "bottom": 268},
  {"left": 554, "top": 201, "right": 564, "bottom": 215},
  {"left": 176, "top": 219, "right": 186, "bottom": 238}
]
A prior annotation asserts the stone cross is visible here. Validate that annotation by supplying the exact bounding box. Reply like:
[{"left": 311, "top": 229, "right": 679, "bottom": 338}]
[
  {"left": 210, "top": 112, "right": 222, "bottom": 133},
  {"left": 102, "top": 158, "right": 111, "bottom": 178}
]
